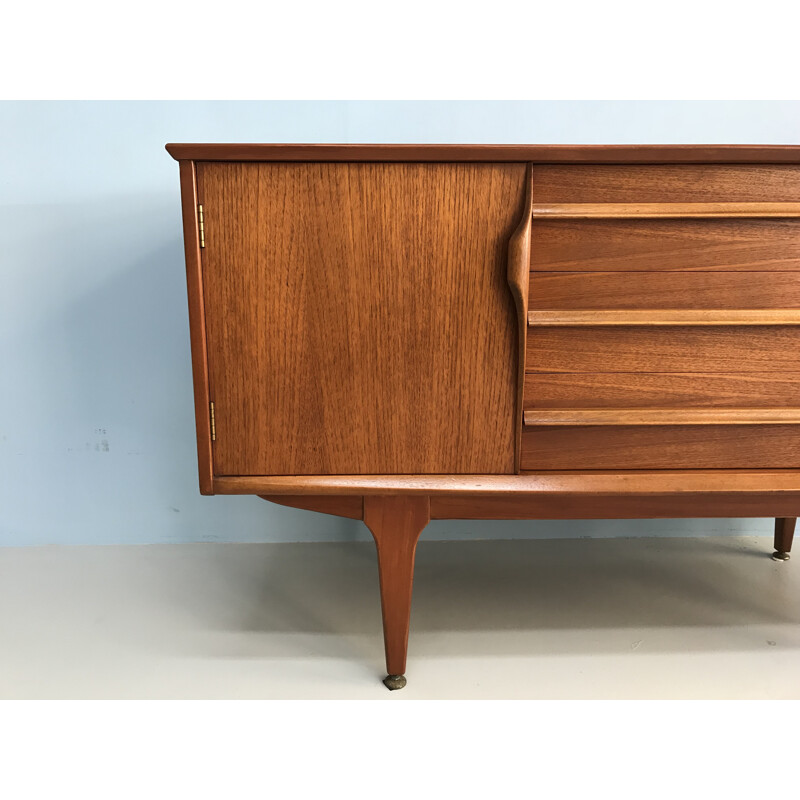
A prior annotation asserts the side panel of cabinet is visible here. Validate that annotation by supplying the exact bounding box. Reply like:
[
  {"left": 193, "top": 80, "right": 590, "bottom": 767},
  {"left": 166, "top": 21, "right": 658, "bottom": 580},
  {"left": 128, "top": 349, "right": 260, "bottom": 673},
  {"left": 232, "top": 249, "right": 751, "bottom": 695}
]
[{"left": 197, "top": 161, "right": 527, "bottom": 476}]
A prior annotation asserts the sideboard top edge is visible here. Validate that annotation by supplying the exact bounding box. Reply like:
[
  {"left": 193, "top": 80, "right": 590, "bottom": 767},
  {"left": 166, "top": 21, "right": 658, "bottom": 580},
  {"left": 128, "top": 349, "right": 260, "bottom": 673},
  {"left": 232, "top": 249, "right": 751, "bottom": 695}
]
[{"left": 165, "top": 143, "right": 800, "bottom": 163}]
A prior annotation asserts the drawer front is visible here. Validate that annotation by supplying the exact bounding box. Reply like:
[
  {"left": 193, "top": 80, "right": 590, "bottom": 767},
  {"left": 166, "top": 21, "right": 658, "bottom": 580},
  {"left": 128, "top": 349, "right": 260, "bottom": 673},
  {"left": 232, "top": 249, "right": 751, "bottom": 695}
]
[
  {"left": 531, "top": 165, "right": 800, "bottom": 203},
  {"left": 529, "top": 271, "right": 800, "bottom": 309},
  {"left": 530, "top": 219, "right": 800, "bottom": 272},
  {"left": 520, "top": 424, "right": 800, "bottom": 470},
  {"left": 527, "top": 326, "right": 800, "bottom": 373},
  {"left": 524, "top": 373, "right": 800, "bottom": 409}
]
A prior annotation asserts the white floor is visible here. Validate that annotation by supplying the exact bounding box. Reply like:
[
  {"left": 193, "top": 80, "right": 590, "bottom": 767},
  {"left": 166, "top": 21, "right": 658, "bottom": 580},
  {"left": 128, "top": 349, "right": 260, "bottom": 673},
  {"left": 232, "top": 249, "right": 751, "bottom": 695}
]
[{"left": 1, "top": 535, "right": 798, "bottom": 699}]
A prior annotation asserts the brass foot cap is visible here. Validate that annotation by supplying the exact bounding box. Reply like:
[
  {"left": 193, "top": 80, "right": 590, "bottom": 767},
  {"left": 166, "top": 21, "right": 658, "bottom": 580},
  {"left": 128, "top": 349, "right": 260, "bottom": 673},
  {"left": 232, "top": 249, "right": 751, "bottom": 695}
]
[
  {"left": 772, "top": 551, "right": 791, "bottom": 562},
  {"left": 383, "top": 674, "right": 407, "bottom": 691}
]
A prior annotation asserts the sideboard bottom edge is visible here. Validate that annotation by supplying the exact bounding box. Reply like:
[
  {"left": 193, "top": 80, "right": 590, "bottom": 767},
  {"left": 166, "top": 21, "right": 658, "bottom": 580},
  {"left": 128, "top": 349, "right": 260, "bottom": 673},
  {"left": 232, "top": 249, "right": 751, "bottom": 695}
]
[{"left": 217, "top": 473, "right": 800, "bottom": 519}]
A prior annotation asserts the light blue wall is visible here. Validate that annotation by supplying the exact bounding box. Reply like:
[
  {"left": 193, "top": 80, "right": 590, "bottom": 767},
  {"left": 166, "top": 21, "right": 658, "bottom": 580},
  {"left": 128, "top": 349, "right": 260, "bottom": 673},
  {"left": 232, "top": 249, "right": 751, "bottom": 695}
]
[{"left": 2, "top": 101, "right": 799, "bottom": 546}]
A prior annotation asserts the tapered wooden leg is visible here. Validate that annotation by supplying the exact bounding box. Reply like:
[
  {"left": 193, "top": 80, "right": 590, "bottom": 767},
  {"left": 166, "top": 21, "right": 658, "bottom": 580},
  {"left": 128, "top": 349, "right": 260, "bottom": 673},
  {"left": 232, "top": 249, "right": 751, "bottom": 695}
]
[
  {"left": 773, "top": 517, "right": 796, "bottom": 562},
  {"left": 363, "top": 495, "right": 430, "bottom": 690}
]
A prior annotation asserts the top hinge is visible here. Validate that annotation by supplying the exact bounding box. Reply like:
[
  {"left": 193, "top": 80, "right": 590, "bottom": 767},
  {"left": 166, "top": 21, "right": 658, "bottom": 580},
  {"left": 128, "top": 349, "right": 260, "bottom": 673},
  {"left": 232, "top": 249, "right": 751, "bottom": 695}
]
[{"left": 198, "top": 204, "right": 205, "bottom": 248}]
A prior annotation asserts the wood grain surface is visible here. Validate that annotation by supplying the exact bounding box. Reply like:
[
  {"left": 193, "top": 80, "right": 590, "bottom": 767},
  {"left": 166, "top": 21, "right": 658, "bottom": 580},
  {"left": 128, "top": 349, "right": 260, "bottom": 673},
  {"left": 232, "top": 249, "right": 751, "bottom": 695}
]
[
  {"left": 166, "top": 144, "right": 800, "bottom": 163},
  {"left": 530, "top": 202, "right": 800, "bottom": 218},
  {"left": 363, "top": 495, "right": 430, "bottom": 677},
  {"left": 524, "top": 372, "right": 800, "bottom": 409},
  {"left": 521, "top": 424, "right": 800, "bottom": 469},
  {"left": 530, "top": 219, "right": 800, "bottom": 272},
  {"left": 526, "top": 326, "right": 800, "bottom": 372},
  {"left": 257, "top": 482, "right": 800, "bottom": 521},
  {"left": 532, "top": 165, "right": 800, "bottom": 203},
  {"left": 529, "top": 272, "right": 800, "bottom": 310},
  {"left": 178, "top": 161, "right": 214, "bottom": 494},
  {"left": 523, "top": 408, "right": 800, "bottom": 426},
  {"left": 211, "top": 471, "right": 800, "bottom": 499},
  {"left": 430, "top": 493, "right": 800, "bottom": 520},
  {"left": 198, "top": 161, "right": 526, "bottom": 475},
  {"left": 506, "top": 165, "right": 534, "bottom": 472},
  {"left": 527, "top": 310, "right": 800, "bottom": 326},
  {"left": 259, "top": 495, "right": 364, "bottom": 519}
]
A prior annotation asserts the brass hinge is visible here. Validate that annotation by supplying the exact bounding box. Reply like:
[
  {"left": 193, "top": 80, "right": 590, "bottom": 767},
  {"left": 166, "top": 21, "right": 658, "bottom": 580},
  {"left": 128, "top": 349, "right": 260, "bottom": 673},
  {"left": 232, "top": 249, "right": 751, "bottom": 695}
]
[
  {"left": 198, "top": 204, "right": 205, "bottom": 248},
  {"left": 209, "top": 401, "right": 216, "bottom": 441}
]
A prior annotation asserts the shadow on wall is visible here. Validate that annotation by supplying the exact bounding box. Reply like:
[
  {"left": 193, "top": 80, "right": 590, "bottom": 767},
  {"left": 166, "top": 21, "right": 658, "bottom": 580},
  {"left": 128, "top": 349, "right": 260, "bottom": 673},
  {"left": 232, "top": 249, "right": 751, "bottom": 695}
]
[{"left": 1, "top": 195, "right": 361, "bottom": 545}]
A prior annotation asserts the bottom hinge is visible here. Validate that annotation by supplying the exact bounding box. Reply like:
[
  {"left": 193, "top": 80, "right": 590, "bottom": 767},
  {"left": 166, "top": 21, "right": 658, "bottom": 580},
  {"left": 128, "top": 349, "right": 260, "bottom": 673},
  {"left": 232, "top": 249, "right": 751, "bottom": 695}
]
[{"left": 210, "top": 401, "right": 216, "bottom": 441}]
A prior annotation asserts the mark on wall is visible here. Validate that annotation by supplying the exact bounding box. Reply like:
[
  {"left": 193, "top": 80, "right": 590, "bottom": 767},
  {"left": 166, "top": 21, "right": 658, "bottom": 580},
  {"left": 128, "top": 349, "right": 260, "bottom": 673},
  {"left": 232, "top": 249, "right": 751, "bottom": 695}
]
[
  {"left": 67, "top": 429, "right": 111, "bottom": 454},
  {"left": 93, "top": 428, "right": 110, "bottom": 452}
]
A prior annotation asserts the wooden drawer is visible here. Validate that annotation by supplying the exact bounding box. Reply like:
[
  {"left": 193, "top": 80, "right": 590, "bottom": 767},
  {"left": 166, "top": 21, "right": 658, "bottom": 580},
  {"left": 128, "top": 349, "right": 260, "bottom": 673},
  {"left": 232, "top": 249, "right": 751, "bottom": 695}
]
[
  {"left": 529, "top": 272, "right": 800, "bottom": 310},
  {"left": 530, "top": 219, "right": 800, "bottom": 272},
  {"left": 521, "top": 424, "right": 800, "bottom": 470},
  {"left": 527, "top": 326, "right": 800, "bottom": 373},
  {"left": 531, "top": 165, "right": 800, "bottom": 203},
  {"left": 524, "top": 373, "right": 800, "bottom": 409}
]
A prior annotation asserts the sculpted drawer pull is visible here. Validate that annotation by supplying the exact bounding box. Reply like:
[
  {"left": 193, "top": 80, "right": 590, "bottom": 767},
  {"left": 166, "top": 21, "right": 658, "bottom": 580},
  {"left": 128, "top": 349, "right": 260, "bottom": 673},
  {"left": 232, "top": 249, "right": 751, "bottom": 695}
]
[{"left": 523, "top": 408, "right": 800, "bottom": 426}]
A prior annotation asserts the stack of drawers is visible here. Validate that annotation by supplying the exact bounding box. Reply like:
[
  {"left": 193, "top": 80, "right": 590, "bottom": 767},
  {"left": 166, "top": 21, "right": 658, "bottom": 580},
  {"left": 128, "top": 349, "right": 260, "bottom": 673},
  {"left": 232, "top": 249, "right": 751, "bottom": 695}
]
[{"left": 521, "top": 164, "right": 800, "bottom": 470}]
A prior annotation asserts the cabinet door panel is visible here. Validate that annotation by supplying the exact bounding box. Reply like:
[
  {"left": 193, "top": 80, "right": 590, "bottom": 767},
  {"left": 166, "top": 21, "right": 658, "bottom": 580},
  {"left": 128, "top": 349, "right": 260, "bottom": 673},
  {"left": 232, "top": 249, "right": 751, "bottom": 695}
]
[{"left": 197, "top": 162, "right": 526, "bottom": 475}]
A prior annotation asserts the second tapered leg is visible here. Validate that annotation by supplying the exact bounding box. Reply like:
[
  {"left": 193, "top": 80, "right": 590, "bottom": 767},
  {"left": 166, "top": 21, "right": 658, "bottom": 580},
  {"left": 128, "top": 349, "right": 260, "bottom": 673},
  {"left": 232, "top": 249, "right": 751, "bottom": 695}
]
[{"left": 773, "top": 517, "right": 796, "bottom": 562}]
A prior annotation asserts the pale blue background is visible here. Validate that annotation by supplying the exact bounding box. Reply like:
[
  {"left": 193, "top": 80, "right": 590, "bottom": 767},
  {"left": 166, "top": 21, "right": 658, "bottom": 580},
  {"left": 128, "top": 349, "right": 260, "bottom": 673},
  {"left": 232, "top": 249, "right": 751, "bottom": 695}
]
[{"left": 2, "top": 101, "right": 799, "bottom": 546}]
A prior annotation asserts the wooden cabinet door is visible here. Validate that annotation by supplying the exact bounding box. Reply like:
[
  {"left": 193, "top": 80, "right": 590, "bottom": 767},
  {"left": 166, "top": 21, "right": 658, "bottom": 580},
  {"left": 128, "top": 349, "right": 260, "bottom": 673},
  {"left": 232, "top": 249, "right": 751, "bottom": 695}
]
[{"left": 196, "top": 162, "right": 526, "bottom": 476}]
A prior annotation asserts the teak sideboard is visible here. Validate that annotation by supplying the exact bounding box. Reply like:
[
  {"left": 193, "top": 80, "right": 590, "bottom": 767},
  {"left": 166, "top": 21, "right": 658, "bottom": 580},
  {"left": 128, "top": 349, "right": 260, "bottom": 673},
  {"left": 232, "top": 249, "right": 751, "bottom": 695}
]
[{"left": 167, "top": 143, "right": 800, "bottom": 690}]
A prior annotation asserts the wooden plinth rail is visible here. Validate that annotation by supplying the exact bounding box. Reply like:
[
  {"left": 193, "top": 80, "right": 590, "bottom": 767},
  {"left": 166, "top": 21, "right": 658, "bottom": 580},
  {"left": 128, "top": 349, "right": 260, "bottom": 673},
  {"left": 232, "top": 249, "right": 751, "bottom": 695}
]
[
  {"left": 527, "top": 310, "right": 800, "bottom": 327},
  {"left": 523, "top": 408, "right": 800, "bottom": 427},
  {"left": 530, "top": 203, "right": 800, "bottom": 219},
  {"left": 213, "top": 471, "right": 800, "bottom": 496}
]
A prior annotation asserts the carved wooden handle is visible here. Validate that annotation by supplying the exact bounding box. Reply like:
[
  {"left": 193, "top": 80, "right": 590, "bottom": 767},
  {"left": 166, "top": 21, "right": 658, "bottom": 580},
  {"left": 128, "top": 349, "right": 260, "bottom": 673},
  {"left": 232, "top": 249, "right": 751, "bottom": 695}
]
[{"left": 507, "top": 166, "right": 534, "bottom": 473}]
